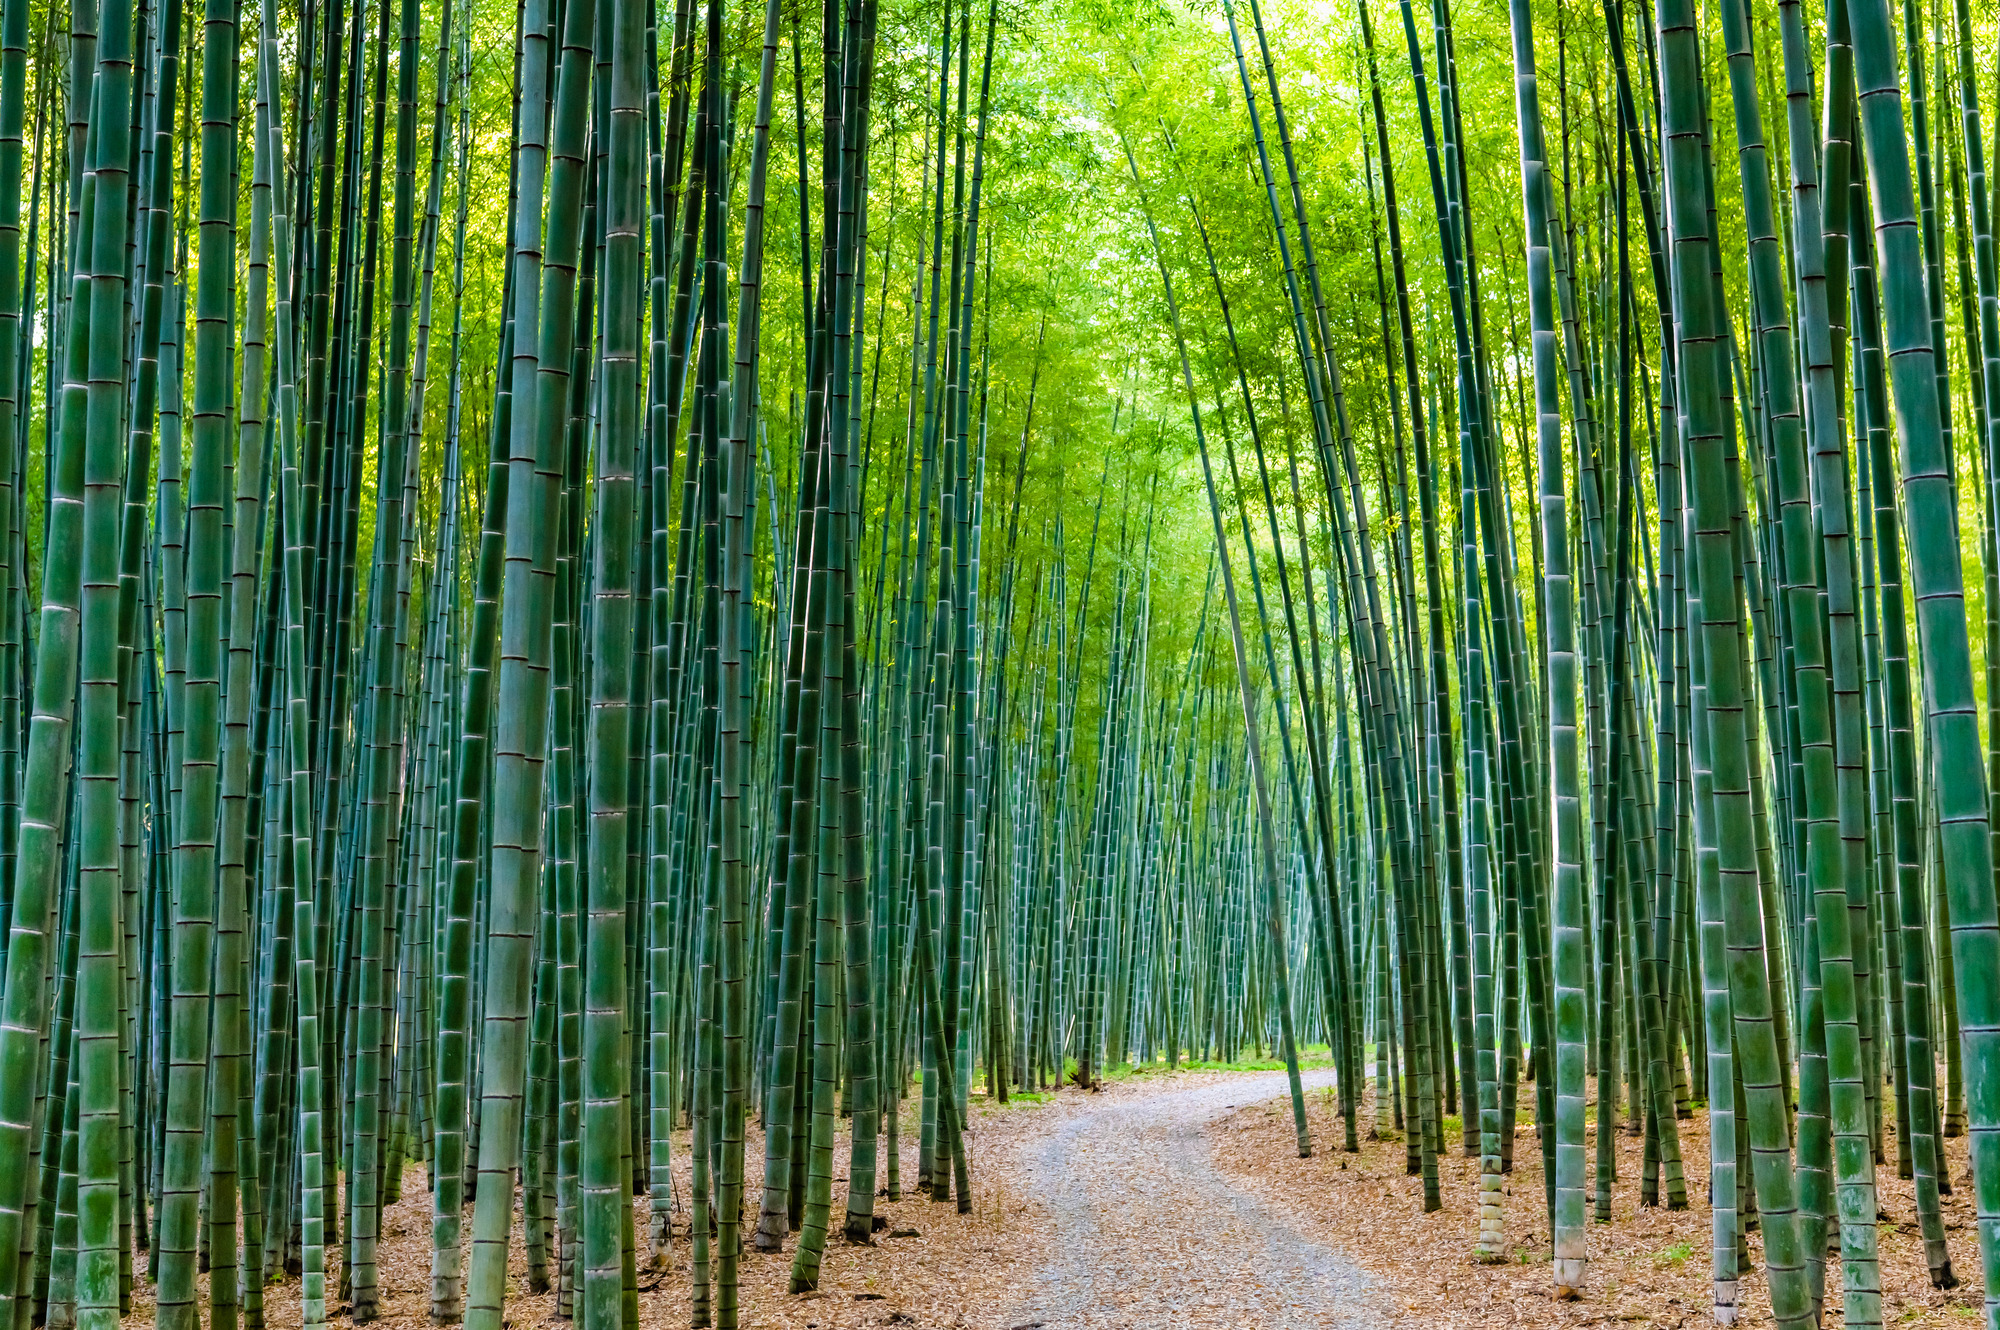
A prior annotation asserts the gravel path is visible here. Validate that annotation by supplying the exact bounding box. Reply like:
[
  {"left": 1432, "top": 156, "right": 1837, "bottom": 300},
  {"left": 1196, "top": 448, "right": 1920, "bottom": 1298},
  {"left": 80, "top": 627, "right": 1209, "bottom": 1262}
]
[{"left": 1006, "top": 1070, "right": 1384, "bottom": 1330}]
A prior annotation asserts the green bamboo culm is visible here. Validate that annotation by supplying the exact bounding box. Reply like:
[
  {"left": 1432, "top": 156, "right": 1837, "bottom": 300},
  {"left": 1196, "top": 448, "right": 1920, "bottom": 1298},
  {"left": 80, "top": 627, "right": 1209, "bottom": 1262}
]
[
  {"left": 69, "top": 0, "right": 141, "bottom": 1314},
  {"left": 1847, "top": 0, "right": 2000, "bottom": 1317},
  {"left": 461, "top": 0, "right": 585, "bottom": 1311},
  {"left": 577, "top": 0, "right": 646, "bottom": 1315},
  {"left": 156, "top": 0, "right": 240, "bottom": 1317},
  {"left": 1501, "top": 0, "right": 1586, "bottom": 1294},
  {"left": 1656, "top": 0, "right": 1812, "bottom": 1320}
]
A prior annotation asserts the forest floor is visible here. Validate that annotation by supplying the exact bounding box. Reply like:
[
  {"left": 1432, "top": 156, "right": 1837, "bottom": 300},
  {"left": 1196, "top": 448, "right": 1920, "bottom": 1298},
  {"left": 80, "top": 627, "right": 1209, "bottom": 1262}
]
[
  {"left": 120, "top": 1063, "right": 1982, "bottom": 1330},
  {"left": 1213, "top": 1070, "right": 1989, "bottom": 1328},
  {"left": 135, "top": 1080, "right": 1054, "bottom": 1330},
  {"left": 122, "top": 1065, "right": 1383, "bottom": 1330}
]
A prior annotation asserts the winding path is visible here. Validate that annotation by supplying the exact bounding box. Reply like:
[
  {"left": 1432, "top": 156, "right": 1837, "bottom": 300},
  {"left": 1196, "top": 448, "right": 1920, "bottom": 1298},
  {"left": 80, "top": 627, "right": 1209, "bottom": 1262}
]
[{"left": 1005, "top": 1070, "right": 1385, "bottom": 1330}]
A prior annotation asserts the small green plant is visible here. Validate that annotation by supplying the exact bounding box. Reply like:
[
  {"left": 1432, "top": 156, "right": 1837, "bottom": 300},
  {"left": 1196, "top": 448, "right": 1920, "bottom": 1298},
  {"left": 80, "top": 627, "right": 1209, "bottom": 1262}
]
[{"left": 1654, "top": 1239, "right": 1695, "bottom": 1269}]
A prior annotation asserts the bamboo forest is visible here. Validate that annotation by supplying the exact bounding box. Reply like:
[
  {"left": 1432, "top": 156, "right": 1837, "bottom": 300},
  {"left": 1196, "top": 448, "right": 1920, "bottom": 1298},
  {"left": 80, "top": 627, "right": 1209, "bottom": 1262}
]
[{"left": 28, "top": 0, "right": 2000, "bottom": 1320}]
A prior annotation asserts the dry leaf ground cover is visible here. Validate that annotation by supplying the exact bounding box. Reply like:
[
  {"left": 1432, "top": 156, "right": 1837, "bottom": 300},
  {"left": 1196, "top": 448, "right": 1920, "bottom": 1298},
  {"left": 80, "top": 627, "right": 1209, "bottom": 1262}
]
[
  {"left": 1209, "top": 1074, "right": 1989, "bottom": 1328},
  {"left": 117, "top": 1089, "right": 1058, "bottom": 1330},
  {"left": 111, "top": 1065, "right": 1385, "bottom": 1330},
  {"left": 113, "top": 1062, "right": 1990, "bottom": 1330}
]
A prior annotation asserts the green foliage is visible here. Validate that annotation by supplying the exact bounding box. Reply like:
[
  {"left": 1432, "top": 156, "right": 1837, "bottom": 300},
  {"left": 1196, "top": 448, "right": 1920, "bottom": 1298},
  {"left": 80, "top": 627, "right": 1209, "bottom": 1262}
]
[{"left": 1653, "top": 1240, "right": 1696, "bottom": 1269}]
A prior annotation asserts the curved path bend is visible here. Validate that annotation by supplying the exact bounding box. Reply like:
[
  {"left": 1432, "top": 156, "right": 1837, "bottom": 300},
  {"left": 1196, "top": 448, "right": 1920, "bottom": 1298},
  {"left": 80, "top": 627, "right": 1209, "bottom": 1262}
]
[{"left": 1006, "top": 1070, "right": 1384, "bottom": 1330}]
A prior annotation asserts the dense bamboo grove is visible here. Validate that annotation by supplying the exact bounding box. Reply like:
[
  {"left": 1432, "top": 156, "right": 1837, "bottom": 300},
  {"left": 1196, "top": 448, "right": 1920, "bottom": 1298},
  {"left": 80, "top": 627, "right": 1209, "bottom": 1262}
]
[{"left": 17, "top": 0, "right": 2000, "bottom": 1325}]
